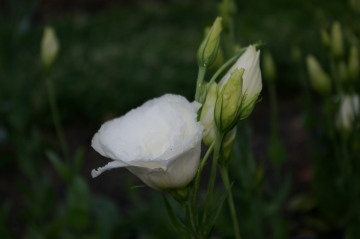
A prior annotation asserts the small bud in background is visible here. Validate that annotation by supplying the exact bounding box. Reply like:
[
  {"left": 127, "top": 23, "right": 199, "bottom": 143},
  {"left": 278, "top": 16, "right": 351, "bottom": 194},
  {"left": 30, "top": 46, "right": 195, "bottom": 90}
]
[
  {"left": 306, "top": 55, "right": 332, "bottom": 95},
  {"left": 338, "top": 61, "right": 348, "bottom": 82},
  {"left": 41, "top": 26, "right": 59, "bottom": 73},
  {"left": 218, "top": 0, "right": 236, "bottom": 32},
  {"left": 221, "top": 127, "right": 236, "bottom": 162},
  {"left": 215, "top": 68, "right": 244, "bottom": 132},
  {"left": 263, "top": 51, "right": 277, "bottom": 83},
  {"left": 336, "top": 94, "right": 360, "bottom": 131},
  {"left": 330, "top": 22, "right": 344, "bottom": 59},
  {"left": 200, "top": 82, "right": 218, "bottom": 146},
  {"left": 320, "top": 29, "right": 330, "bottom": 48},
  {"left": 291, "top": 45, "right": 302, "bottom": 64},
  {"left": 197, "top": 17, "right": 222, "bottom": 68},
  {"left": 348, "top": 45, "right": 359, "bottom": 81}
]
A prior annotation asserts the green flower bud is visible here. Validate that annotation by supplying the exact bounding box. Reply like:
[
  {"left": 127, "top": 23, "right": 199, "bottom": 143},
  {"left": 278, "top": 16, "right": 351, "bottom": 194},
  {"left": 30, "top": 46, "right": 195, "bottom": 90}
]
[
  {"left": 320, "top": 29, "right": 330, "bottom": 48},
  {"left": 338, "top": 60, "right": 348, "bottom": 82},
  {"left": 291, "top": 45, "right": 302, "bottom": 64},
  {"left": 348, "top": 45, "right": 359, "bottom": 81},
  {"left": 219, "top": 45, "right": 262, "bottom": 120},
  {"left": 197, "top": 17, "right": 222, "bottom": 68},
  {"left": 41, "top": 26, "right": 59, "bottom": 73},
  {"left": 306, "top": 55, "right": 331, "bottom": 95},
  {"left": 263, "top": 51, "right": 277, "bottom": 83},
  {"left": 336, "top": 94, "right": 360, "bottom": 131},
  {"left": 200, "top": 82, "right": 218, "bottom": 146},
  {"left": 330, "top": 22, "right": 344, "bottom": 59},
  {"left": 215, "top": 68, "right": 244, "bottom": 132},
  {"left": 221, "top": 127, "right": 236, "bottom": 161}
]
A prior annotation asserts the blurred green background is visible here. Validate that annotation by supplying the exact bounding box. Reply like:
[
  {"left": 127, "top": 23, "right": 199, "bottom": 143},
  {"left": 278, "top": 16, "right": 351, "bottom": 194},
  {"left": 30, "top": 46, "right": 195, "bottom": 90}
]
[{"left": 1, "top": 0, "right": 359, "bottom": 238}]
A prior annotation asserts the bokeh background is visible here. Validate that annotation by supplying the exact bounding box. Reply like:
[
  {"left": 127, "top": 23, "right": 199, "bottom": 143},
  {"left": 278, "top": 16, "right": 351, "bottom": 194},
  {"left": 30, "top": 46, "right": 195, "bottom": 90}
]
[{"left": 1, "top": 0, "right": 359, "bottom": 238}]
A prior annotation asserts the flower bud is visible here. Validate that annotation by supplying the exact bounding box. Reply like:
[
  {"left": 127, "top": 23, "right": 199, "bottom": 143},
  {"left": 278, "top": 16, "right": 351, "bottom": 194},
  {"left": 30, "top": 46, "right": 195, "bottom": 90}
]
[
  {"left": 306, "top": 55, "right": 331, "bottom": 95},
  {"left": 320, "top": 29, "right": 330, "bottom": 48},
  {"left": 200, "top": 82, "right": 218, "bottom": 146},
  {"left": 219, "top": 45, "right": 262, "bottom": 120},
  {"left": 215, "top": 68, "right": 244, "bottom": 132},
  {"left": 41, "top": 26, "right": 59, "bottom": 73},
  {"left": 197, "top": 17, "right": 222, "bottom": 67},
  {"left": 348, "top": 45, "right": 359, "bottom": 81},
  {"left": 338, "top": 61, "right": 348, "bottom": 82},
  {"left": 263, "top": 51, "right": 277, "bottom": 83},
  {"left": 336, "top": 94, "right": 360, "bottom": 131},
  {"left": 221, "top": 127, "right": 236, "bottom": 162},
  {"left": 330, "top": 22, "right": 344, "bottom": 59}
]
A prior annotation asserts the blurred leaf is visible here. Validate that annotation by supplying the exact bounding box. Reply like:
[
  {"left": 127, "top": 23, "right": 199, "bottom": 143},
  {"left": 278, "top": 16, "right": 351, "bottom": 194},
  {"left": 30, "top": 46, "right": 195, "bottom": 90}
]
[
  {"left": 46, "top": 150, "right": 71, "bottom": 182},
  {"left": 73, "top": 147, "right": 85, "bottom": 174},
  {"left": 92, "top": 196, "right": 119, "bottom": 239},
  {"left": 288, "top": 193, "right": 317, "bottom": 212},
  {"left": 66, "top": 176, "right": 90, "bottom": 231},
  {"left": 268, "top": 134, "right": 287, "bottom": 166},
  {"left": 0, "top": 202, "right": 12, "bottom": 239}
]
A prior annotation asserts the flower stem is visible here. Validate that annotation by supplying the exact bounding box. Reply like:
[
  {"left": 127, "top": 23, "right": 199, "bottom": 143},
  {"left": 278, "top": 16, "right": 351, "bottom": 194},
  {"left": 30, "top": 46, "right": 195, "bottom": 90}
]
[
  {"left": 192, "top": 141, "right": 215, "bottom": 225},
  {"left": 195, "top": 66, "right": 207, "bottom": 102},
  {"left": 45, "top": 76, "right": 70, "bottom": 163},
  {"left": 220, "top": 165, "right": 241, "bottom": 239},
  {"left": 203, "top": 132, "right": 223, "bottom": 223},
  {"left": 193, "top": 142, "right": 215, "bottom": 222}
]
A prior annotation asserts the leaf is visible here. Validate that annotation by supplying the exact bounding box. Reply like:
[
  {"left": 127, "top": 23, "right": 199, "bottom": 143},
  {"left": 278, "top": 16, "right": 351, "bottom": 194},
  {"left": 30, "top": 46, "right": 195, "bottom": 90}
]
[
  {"left": 162, "top": 194, "right": 191, "bottom": 237},
  {"left": 46, "top": 150, "right": 71, "bottom": 182},
  {"left": 73, "top": 147, "right": 85, "bottom": 174},
  {"left": 66, "top": 176, "right": 90, "bottom": 231},
  {"left": 203, "top": 191, "right": 228, "bottom": 237}
]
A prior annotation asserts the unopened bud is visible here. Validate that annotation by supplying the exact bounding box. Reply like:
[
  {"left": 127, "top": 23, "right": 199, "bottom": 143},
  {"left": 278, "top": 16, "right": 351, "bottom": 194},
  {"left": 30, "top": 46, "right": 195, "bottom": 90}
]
[
  {"left": 330, "top": 22, "right": 344, "bottom": 59},
  {"left": 320, "top": 29, "right": 330, "bottom": 48},
  {"left": 200, "top": 82, "right": 218, "bottom": 146},
  {"left": 41, "top": 26, "right": 59, "bottom": 73},
  {"left": 197, "top": 17, "right": 222, "bottom": 68},
  {"left": 338, "top": 61, "right": 348, "bottom": 82},
  {"left": 263, "top": 51, "right": 276, "bottom": 83},
  {"left": 215, "top": 68, "right": 243, "bottom": 132},
  {"left": 306, "top": 55, "right": 331, "bottom": 95},
  {"left": 348, "top": 45, "right": 359, "bottom": 80},
  {"left": 336, "top": 94, "right": 360, "bottom": 131}
]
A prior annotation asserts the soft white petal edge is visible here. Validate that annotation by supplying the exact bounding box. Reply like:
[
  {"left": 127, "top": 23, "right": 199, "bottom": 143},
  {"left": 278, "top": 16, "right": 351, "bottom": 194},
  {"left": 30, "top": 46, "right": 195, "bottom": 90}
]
[{"left": 91, "top": 161, "right": 127, "bottom": 178}]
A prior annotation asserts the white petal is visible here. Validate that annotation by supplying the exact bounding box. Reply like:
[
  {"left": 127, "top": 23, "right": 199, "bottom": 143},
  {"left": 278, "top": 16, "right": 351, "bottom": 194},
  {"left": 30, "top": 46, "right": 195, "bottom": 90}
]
[{"left": 91, "top": 161, "right": 127, "bottom": 178}]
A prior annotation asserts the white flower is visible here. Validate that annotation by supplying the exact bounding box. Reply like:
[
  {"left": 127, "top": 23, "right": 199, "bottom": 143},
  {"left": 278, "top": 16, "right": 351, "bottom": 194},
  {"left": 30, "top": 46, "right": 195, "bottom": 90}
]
[
  {"left": 91, "top": 94, "right": 203, "bottom": 190},
  {"left": 219, "top": 45, "right": 262, "bottom": 118},
  {"left": 337, "top": 94, "right": 360, "bottom": 130}
]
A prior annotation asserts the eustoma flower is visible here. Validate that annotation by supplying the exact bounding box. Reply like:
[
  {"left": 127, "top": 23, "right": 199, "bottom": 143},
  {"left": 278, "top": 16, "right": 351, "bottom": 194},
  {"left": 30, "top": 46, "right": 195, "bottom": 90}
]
[{"left": 91, "top": 94, "right": 203, "bottom": 190}]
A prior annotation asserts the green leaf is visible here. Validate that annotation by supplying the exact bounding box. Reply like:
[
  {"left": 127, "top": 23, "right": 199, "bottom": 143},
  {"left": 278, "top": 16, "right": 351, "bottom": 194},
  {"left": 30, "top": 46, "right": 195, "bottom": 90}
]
[
  {"left": 73, "top": 147, "right": 85, "bottom": 174},
  {"left": 66, "top": 176, "right": 90, "bottom": 231},
  {"left": 162, "top": 194, "right": 191, "bottom": 237},
  {"left": 46, "top": 150, "right": 71, "bottom": 182}
]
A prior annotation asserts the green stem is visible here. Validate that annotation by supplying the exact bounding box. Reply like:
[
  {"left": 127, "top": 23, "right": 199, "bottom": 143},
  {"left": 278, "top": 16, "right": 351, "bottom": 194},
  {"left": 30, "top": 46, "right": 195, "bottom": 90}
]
[
  {"left": 203, "top": 132, "right": 223, "bottom": 223},
  {"left": 195, "top": 66, "right": 207, "bottom": 102},
  {"left": 45, "top": 76, "right": 70, "bottom": 162},
  {"left": 186, "top": 201, "right": 197, "bottom": 234},
  {"left": 193, "top": 142, "right": 215, "bottom": 223},
  {"left": 268, "top": 83, "right": 279, "bottom": 134},
  {"left": 220, "top": 165, "right": 241, "bottom": 239}
]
